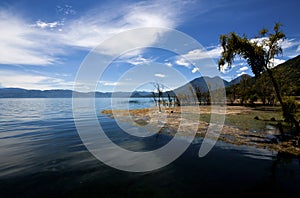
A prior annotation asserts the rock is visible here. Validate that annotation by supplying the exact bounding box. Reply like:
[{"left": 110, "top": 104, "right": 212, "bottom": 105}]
[{"left": 254, "top": 116, "right": 259, "bottom": 120}]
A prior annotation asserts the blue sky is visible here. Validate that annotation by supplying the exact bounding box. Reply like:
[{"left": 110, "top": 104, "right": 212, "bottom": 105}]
[{"left": 0, "top": 0, "right": 299, "bottom": 92}]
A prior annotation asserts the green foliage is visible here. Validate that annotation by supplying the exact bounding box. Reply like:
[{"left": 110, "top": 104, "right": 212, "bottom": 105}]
[
  {"left": 219, "top": 23, "right": 286, "bottom": 76},
  {"left": 218, "top": 23, "right": 300, "bottom": 129},
  {"left": 282, "top": 97, "right": 298, "bottom": 125},
  {"left": 271, "top": 55, "right": 300, "bottom": 95}
]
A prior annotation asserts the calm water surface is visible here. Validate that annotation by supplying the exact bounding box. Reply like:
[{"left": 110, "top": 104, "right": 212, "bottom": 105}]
[{"left": 0, "top": 98, "right": 299, "bottom": 197}]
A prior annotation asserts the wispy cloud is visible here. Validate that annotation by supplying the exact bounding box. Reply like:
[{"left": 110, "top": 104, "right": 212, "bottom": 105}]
[
  {"left": 0, "top": 0, "right": 191, "bottom": 66},
  {"left": 192, "top": 67, "right": 199, "bottom": 73},
  {"left": 182, "top": 47, "right": 222, "bottom": 60},
  {"left": 125, "top": 55, "right": 153, "bottom": 65},
  {"left": 98, "top": 81, "right": 119, "bottom": 86},
  {"left": 34, "top": 20, "right": 62, "bottom": 29},
  {"left": 175, "top": 58, "right": 190, "bottom": 67},
  {"left": 236, "top": 66, "right": 248, "bottom": 73},
  {"left": 0, "top": 69, "right": 74, "bottom": 90},
  {"left": 279, "top": 38, "right": 300, "bottom": 49},
  {"left": 165, "top": 62, "right": 172, "bottom": 67},
  {"left": 269, "top": 58, "right": 286, "bottom": 67},
  {"left": 56, "top": 4, "right": 76, "bottom": 16},
  {"left": 237, "top": 71, "right": 247, "bottom": 77},
  {"left": 0, "top": 10, "right": 61, "bottom": 65},
  {"left": 154, "top": 73, "right": 166, "bottom": 78}
]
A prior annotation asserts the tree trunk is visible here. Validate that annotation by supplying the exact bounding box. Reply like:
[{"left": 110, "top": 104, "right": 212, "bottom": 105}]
[{"left": 266, "top": 68, "right": 299, "bottom": 131}]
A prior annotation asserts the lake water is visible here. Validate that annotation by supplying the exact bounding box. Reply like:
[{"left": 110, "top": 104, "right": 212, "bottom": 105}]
[{"left": 0, "top": 98, "right": 300, "bottom": 197}]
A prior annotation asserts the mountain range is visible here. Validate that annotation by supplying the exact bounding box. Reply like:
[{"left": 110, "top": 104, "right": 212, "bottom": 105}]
[
  {"left": 0, "top": 75, "right": 245, "bottom": 98},
  {"left": 1, "top": 54, "right": 299, "bottom": 98}
]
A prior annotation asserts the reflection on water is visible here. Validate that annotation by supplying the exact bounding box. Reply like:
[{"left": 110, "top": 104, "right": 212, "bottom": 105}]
[{"left": 0, "top": 98, "right": 300, "bottom": 197}]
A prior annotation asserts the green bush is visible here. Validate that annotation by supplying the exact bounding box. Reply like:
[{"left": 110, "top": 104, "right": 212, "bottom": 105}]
[{"left": 282, "top": 97, "right": 298, "bottom": 125}]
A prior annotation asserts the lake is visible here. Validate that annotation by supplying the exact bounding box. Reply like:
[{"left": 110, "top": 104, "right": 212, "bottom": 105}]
[{"left": 0, "top": 98, "right": 300, "bottom": 197}]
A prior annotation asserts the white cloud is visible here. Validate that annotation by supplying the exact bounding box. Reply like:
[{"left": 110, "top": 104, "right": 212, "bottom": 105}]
[
  {"left": 279, "top": 38, "right": 299, "bottom": 49},
  {"left": 297, "top": 45, "right": 300, "bottom": 52},
  {"left": 35, "top": 20, "right": 61, "bottom": 29},
  {"left": 0, "top": 69, "right": 74, "bottom": 90},
  {"left": 236, "top": 66, "right": 248, "bottom": 73},
  {"left": 269, "top": 58, "right": 286, "bottom": 67},
  {"left": 192, "top": 67, "right": 199, "bottom": 73},
  {"left": 165, "top": 62, "right": 172, "bottom": 67},
  {"left": 175, "top": 58, "right": 190, "bottom": 67},
  {"left": 0, "top": 10, "right": 60, "bottom": 65},
  {"left": 125, "top": 55, "right": 152, "bottom": 65},
  {"left": 237, "top": 71, "right": 247, "bottom": 77},
  {"left": 0, "top": 0, "right": 189, "bottom": 65},
  {"left": 56, "top": 5, "right": 76, "bottom": 15},
  {"left": 182, "top": 47, "right": 222, "bottom": 60},
  {"left": 54, "top": 0, "right": 186, "bottom": 55},
  {"left": 154, "top": 73, "right": 166, "bottom": 78},
  {"left": 98, "top": 81, "right": 119, "bottom": 86},
  {"left": 219, "top": 64, "right": 228, "bottom": 74}
]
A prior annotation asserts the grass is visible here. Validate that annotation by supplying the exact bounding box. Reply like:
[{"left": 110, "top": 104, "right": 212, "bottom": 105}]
[
  {"left": 199, "top": 105, "right": 300, "bottom": 132},
  {"left": 101, "top": 105, "right": 300, "bottom": 155}
]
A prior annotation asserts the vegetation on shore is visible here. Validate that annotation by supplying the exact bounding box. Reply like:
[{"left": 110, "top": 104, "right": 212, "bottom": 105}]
[
  {"left": 102, "top": 23, "right": 300, "bottom": 155},
  {"left": 218, "top": 23, "right": 299, "bottom": 130},
  {"left": 102, "top": 105, "right": 300, "bottom": 155}
]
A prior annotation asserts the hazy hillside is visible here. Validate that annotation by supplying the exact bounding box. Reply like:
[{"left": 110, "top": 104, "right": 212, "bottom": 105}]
[
  {"left": 174, "top": 76, "right": 229, "bottom": 95},
  {"left": 1, "top": 55, "right": 298, "bottom": 98},
  {"left": 270, "top": 54, "right": 300, "bottom": 95}
]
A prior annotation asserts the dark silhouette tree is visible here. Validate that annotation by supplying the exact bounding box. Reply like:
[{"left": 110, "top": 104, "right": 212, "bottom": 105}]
[
  {"left": 167, "top": 93, "right": 173, "bottom": 107},
  {"left": 153, "top": 82, "right": 163, "bottom": 112},
  {"left": 195, "top": 87, "right": 202, "bottom": 105},
  {"left": 218, "top": 23, "right": 299, "bottom": 130}
]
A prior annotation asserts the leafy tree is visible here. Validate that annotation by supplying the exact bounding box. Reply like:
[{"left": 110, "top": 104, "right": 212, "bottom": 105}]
[
  {"left": 202, "top": 91, "right": 211, "bottom": 105},
  {"left": 236, "top": 75, "right": 252, "bottom": 105},
  {"left": 218, "top": 23, "right": 299, "bottom": 130},
  {"left": 255, "top": 74, "right": 273, "bottom": 105}
]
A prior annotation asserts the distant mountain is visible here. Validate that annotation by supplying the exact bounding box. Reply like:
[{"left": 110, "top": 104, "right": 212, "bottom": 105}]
[
  {"left": 0, "top": 88, "right": 77, "bottom": 98},
  {"left": 227, "top": 74, "right": 252, "bottom": 86},
  {"left": 173, "top": 76, "right": 230, "bottom": 94},
  {"left": 225, "top": 54, "right": 300, "bottom": 95},
  {"left": 0, "top": 77, "right": 242, "bottom": 98},
  {"left": 270, "top": 54, "right": 300, "bottom": 95},
  {"left": 0, "top": 88, "right": 153, "bottom": 98},
  {"left": 2, "top": 55, "right": 298, "bottom": 98}
]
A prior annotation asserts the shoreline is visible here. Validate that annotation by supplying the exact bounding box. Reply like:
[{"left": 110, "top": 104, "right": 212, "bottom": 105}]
[{"left": 101, "top": 106, "right": 300, "bottom": 155}]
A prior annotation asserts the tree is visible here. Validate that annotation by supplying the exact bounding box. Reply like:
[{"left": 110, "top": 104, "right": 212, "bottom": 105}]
[
  {"left": 152, "top": 91, "right": 157, "bottom": 106},
  {"left": 167, "top": 93, "right": 173, "bottom": 107},
  {"left": 195, "top": 87, "right": 202, "bottom": 105},
  {"left": 218, "top": 23, "right": 299, "bottom": 129},
  {"left": 189, "top": 85, "right": 197, "bottom": 105},
  {"left": 153, "top": 82, "right": 163, "bottom": 112},
  {"left": 255, "top": 74, "right": 273, "bottom": 105},
  {"left": 226, "top": 83, "right": 238, "bottom": 105},
  {"left": 236, "top": 74, "right": 252, "bottom": 105}
]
